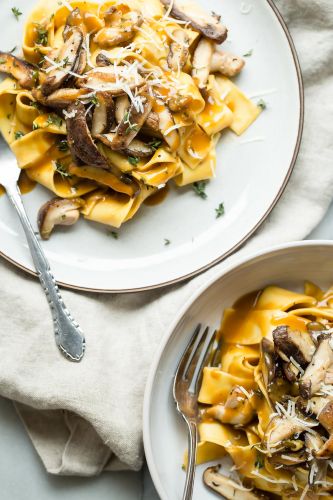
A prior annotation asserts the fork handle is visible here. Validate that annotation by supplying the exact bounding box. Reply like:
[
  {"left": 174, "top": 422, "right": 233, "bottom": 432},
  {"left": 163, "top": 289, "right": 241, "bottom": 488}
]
[
  {"left": 183, "top": 419, "right": 198, "bottom": 500},
  {"left": 6, "top": 184, "right": 85, "bottom": 362}
]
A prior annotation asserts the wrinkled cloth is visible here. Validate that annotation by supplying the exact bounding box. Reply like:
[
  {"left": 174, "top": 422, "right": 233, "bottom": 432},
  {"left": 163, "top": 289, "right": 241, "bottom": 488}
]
[{"left": 0, "top": 0, "right": 333, "bottom": 476}]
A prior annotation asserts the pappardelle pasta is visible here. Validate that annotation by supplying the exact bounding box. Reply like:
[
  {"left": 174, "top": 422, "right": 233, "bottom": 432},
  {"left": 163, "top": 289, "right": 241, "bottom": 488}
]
[
  {"left": 195, "top": 283, "right": 333, "bottom": 499},
  {"left": 0, "top": 0, "right": 260, "bottom": 239}
]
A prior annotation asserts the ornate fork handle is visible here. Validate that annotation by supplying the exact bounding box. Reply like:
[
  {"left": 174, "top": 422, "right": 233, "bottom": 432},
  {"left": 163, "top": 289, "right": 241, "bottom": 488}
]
[{"left": 6, "top": 184, "right": 85, "bottom": 361}]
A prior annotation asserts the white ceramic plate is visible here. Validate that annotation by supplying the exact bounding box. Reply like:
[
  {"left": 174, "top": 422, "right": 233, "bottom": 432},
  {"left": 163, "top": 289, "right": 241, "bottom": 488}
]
[
  {"left": 143, "top": 241, "right": 333, "bottom": 500},
  {"left": 0, "top": 0, "right": 303, "bottom": 292}
]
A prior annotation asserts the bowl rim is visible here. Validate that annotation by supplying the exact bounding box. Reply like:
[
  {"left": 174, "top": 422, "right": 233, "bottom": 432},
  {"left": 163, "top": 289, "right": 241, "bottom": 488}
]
[{"left": 143, "top": 239, "right": 333, "bottom": 500}]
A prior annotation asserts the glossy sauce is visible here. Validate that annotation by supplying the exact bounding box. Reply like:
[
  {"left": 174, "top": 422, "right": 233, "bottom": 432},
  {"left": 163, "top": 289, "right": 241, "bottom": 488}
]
[
  {"left": 144, "top": 184, "right": 169, "bottom": 206},
  {"left": 0, "top": 170, "right": 36, "bottom": 196}
]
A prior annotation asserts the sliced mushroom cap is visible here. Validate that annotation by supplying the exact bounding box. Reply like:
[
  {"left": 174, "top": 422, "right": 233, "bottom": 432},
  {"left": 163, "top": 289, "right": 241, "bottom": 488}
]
[
  {"left": 66, "top": 100, "right": 109, "bottom": 169},
  {"left": 160, "top": 0, "right": 228, "bottom": 43},
  {"left": 299, "top": 335, "right": 333, "bottom": 399},
  {"left": 0, "top": 52, "right": 36, "bottom": 89},
  {"left": 111, "top": 92, "right": 153, "bottom": 150},
  {"left": 265, "top": 416, "right": 304, "bottom": 449},
  {"left": 260, "top": 338, "right": 276, "bottom": 389},
  {"left": 282, "top": 361, "right": 300, "bottom": 383},
  {"left": 38, "top": 197, "right": 84, "bottom": 240},
  {"left": 41, "top": 26, "right": 84, "bottom": 96},
  {"left": 96, "top": 52, "right": 112, "bottom": 67},
  {"left": 316, "top": 434, "right": 333, "bottom": 458},
  {"left": 167, "top": 29, "right": 190, "bottom": 72},
  {"left": 273, "top": 325, "right": 316, "bottom": 367},
  {"left": 77, "top": 66, "right": 145, "bottom": 95},
  {"left": 98, "top": 134, "right": 154, "bottom": 157},
  {"left": 317, "top": 399, "right": 333, "bottom": 433},
  {"left": 269, "top": 451, "right": 307, "bottom": 467},
  {"left": 91, "top": 92, "right": 115, "bottom": 136},
  {"left": 38, "top": 88, "right": 91, "bottom": 108},
  {"left": 210, "top": 50, "right": 245, "bottom": 77},
  {"left": 192, "top": 38, "right": 214, "bottom": 89},
  {"left": 115, "top": 94, "right": 130, "bottom": 123},
  {"left": 141, "top": 111, "right": 162, "bottom": 138},
  {"left": 93, "top": 10, "right": 143, "bottom": 48},
  {"left": 203, "top": 466, "right": 266, "bottom": 499}
]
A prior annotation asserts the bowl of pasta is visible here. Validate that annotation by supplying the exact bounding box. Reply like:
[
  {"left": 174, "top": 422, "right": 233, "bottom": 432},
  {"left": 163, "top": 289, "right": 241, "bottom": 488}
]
[
  {"left": 0, "top": 0, "right": 302, "bottom": 291},
  {"left": 144, "top": 241, "right": 333, "bottom": 500}
]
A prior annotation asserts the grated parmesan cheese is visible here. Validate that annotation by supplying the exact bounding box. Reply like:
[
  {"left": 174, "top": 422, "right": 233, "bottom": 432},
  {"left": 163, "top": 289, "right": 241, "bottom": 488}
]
[{"left": 63, "top": 108, "right": 77, "bottom": 119}]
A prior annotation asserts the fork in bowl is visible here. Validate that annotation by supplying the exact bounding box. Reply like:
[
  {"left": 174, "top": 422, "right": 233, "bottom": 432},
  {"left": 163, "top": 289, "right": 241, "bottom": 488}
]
[
  {"left": 173, "top": 324, "right": 218, "bottom": 500},
  {"left": 0, "top": 136, "right": 85, "bottom": 362}
]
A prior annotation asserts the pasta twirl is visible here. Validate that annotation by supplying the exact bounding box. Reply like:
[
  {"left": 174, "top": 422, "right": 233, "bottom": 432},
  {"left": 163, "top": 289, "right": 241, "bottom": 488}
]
[{"left": 0, "top": 0, "right": 260, "bottom": 239}]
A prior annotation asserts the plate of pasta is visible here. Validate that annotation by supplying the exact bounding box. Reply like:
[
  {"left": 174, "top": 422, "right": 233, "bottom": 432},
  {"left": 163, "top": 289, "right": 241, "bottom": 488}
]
[
  {"left": 0, "top": 0, "right": 302, "bottom": 291},
  {"left": 144, "top": 241, "right": 333, "bottom": 500}
]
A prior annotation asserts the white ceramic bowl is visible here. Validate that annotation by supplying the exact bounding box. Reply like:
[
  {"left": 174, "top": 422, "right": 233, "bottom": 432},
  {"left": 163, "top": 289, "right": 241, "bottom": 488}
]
[{"left": 143, "top": 241, "right": 333, "bottom": 500}]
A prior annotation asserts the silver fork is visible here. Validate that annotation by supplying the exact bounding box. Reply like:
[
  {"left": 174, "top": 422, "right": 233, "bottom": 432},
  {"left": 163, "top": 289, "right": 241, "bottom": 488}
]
[
  {"left": 0, "top": 137, "right": 85, "bottom": 362},
  {"left": 173, "top": 324, "right": 217, "bottom": 500}
]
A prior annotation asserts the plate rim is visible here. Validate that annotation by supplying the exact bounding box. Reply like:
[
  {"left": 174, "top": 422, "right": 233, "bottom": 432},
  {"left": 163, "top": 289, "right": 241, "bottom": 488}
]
[
  {"left": 0, "top": 0, "right": 304, "bottom": 294},
  {"left": 142, "top": 240, "right": 333, "bottom": 500}
]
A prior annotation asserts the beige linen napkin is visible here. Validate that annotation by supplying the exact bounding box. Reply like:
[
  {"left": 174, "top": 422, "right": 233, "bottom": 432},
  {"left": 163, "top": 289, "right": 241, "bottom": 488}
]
[{"left": 0, "top": 0, "right": 333, "bottom": 476}]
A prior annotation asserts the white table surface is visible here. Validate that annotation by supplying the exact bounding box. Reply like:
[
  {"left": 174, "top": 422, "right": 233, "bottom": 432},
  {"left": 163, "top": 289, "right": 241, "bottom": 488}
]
[{"left": 1, "top": 201, "right": 332, "bottom": 500}]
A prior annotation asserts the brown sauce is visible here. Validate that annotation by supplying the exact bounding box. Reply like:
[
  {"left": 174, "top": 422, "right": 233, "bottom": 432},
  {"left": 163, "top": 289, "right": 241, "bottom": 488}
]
[
  {"left": 0, "top": 170, "right": 36, "bottom": 196},
  {"left": 144, "top": 184, "right": 170, "bottom": 206}
]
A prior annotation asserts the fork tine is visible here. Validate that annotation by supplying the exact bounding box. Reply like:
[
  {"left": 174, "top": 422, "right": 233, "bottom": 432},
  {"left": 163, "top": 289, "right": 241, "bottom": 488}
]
[
  {"left": 209, "top": 339, "right": 222, "bottom": 367},
  {"left": 188, "top": 328, "right": 217, "bottom": 394},
  {"left": 182, "top": 324, "right": 209, "bottom": 380},
  {"left": 173, "top": 323, "right": 202, "bottom": 390}
]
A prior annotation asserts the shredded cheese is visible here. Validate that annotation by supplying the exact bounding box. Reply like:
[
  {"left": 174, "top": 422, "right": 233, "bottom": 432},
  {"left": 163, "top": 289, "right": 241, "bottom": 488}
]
[
  {"left": 251, "top": 470, "right": 290, "bottom": 485},
  {"left": 299, "top": 484, "right": 310, "bottom": 500},
  {"left": 57, "top": 0, "right": 73, "bottom": 11},
  {"left": 43, "top": 55, "right": 86, "bottom": 79},
  {"left": 289, "top": 356, "right": 305, "bottom": 376},
  {"left": 163, "top": 123, "right": 184, "bottom": 136},
  {"left": 63, "top": 108, "right": 77, "bottom": 119}
]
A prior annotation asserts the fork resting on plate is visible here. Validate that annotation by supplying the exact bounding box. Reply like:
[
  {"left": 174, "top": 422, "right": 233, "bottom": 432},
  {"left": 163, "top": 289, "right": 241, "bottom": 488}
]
[{"left": 0, "top": 137, "right": 85, "bottom": 362}]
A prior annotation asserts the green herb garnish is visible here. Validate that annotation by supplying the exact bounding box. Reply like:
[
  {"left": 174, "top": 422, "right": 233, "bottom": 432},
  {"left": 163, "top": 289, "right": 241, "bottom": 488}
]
[
  {"left": 192, "top": 181, "right": 208, "bottom": 199},
  {"left": 47, "top": 114, "right": 63, "bottom": 127},
  {"left": 128, "top": 156, "right": 139, "bottom": 166},
  {"left": 10, "top": 46, "right": 17, "bottom": 53},
  {"left": 109, "top": 231, "right": 118, "bottom": 239},
  {"left": 34, "top": 24, "right": 48, "bottom": 46},
  {"left": 215, "top": 202, "right": 225, "bottom": 218},
  {"left": 164, "top": 239, "right": 171, "bottom": 246},
  {"left": 148, "top": 139, "right": 162, "bottom": 151},
  {"left": 57, "top": 139, "right": 69, "bottom": 152},
  {"left": 255, "top": 453, "right": 264, "bottom": 469},
  {"left": 32, "top": 123, "right": 39, "bottom": 130},
  {"left": 30, "top": 101, "right": 41, "bottom": 110},
  {"left": 14, "top": 131, "right": 24, "bottom": 140},
  {"left": 32, "top": 69, "right": 39, "bottom": 82},
  {"left": 12, "top": 7, "right": 22, "bottom": 21},
  {"left": 0, "top": 58, "right": 6, "bottom": 64},
  {"left": 124, "top": 111, "right": 138, "bottom": 135},
  {"left": 257, "top": 99, "right": 267, "bottom": 110},
  {"left": 243, "top": 49, "right": 253, "bottom": 57},
  {"left": 54, "top": 160, "right": 71, "bottom": 179},
  {"left": 89, "top": 94, "right": 99, "bottom": 106}
]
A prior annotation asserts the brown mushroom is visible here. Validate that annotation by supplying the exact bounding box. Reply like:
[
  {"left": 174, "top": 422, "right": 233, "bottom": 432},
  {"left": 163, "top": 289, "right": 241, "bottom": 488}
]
[
  {"left": 265, "top": 415, "right": 304, "bottom": 449},
  {"left": 94, "top": 10, "right": 143, "bottom": 48},
  {"left": 192, "top": 38, "right": 214, "bottom": 88},
  {"left": 96, "top": 52, "right": 112, "bottom": 67},
  {"left": 36, "top": 88, "right": 91, "bottom": 108},
  {"left": 63, "top": 7, "right": 87, "bottom": 39},
  {"left": 167, "top": 29, "right": 190, "bottom": 72},
  {"left": 260, "top": 338, "right": 276, "bottom": 389},
  {"left": 141, "top": 111, "right": 162, "bottom": 138},
  {"left": 299, "top": 335, "right": 333, "bottom": 399},
  {"left": 41, "top": 27, "right": 84, "bottom": 95},
  {"left": 115, "top": 95, "right": 130, "bottom": 123},
  {"left": 160, "top": 0, "right": 228, "bottom": 43},
  {"left": 273, "top": 325, "right": 316, "bottom": 367},
  {"left": 210, "top": 50, "right": 245, "bottom": 77},
  {"left": 38, "top": 198, "right": 84, "bottom": 240},
  {"left": 77, "top": 66, "right": 145, "bottom": 95},
  {"left": 205, "top": 386, "right": 255, "bottom": 426},
  {"left": 0, "top": 52, "right": 36, "bottom": 89},
  {"left": 91, "top": 92, "right": 115, "bottom": 137},
  {"left": 65, "top": 100, "right": 110, "bottom": 168},
  {"left": 98, "top": 134, "right": 154, "bottom": 157},
  {"left": 111, "top": 92, "right": 153, "bottom": 150},
  {"left": 203, "top": 466, "right": 267, "bottom": 499}
]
